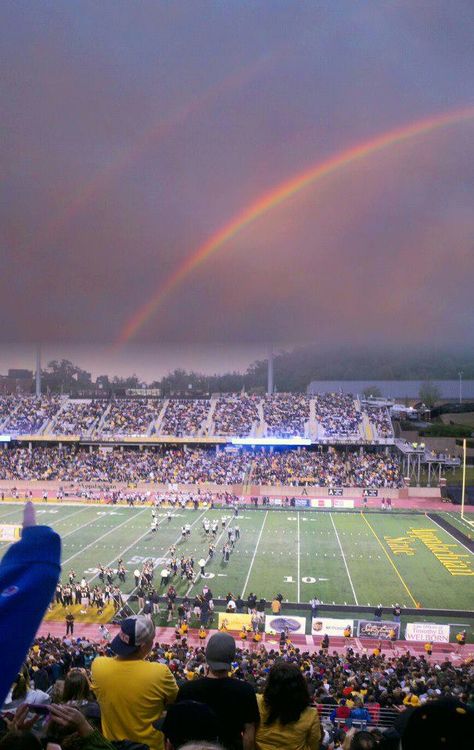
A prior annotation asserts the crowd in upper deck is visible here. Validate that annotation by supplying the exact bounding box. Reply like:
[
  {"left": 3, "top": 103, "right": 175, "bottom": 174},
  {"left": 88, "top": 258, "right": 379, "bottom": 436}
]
[{"left": 0, "top": 393, "right": 394, "bottom": 441}]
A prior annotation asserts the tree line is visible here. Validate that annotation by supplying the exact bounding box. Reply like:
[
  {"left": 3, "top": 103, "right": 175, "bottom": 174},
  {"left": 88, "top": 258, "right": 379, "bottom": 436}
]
[{"left": 37, "top": 347, "right": 474, "bottom": 397}]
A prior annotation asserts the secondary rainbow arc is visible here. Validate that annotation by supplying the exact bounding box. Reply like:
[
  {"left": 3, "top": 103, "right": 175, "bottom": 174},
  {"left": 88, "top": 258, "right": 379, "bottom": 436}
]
[{"left": 117, "top": 105, "right": 474, "bottom": 347}]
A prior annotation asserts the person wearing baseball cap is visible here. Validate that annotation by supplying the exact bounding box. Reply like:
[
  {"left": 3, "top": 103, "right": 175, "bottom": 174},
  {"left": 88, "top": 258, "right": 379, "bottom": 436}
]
[
  {"left": 175, "top": 633, "right": 259, "bottom": 750},
  {"left": 91, "top": 616, "right": 178, "bottom": 750}
]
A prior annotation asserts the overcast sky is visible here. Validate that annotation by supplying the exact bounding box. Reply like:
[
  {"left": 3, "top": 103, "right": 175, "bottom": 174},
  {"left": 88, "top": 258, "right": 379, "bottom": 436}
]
[{"left": 1, "top": 1, "right": 473, "bottom": 365}]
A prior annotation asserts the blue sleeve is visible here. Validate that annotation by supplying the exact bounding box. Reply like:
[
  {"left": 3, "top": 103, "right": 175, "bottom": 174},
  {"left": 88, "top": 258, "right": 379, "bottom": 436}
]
[{"left": 0, "top": 525, "right": 61, "bottom": 705}]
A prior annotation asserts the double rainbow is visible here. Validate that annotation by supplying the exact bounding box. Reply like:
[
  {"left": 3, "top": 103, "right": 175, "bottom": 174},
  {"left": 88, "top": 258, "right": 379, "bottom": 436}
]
[{"left": 116, "top": 105, "right": 474, "bottom": 346}]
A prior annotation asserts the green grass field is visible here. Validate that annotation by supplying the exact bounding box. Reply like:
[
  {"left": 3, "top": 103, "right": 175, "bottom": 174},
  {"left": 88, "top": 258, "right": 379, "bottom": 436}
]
[{"left": 0, "top": 503, "right": 473, "bottom": 612}]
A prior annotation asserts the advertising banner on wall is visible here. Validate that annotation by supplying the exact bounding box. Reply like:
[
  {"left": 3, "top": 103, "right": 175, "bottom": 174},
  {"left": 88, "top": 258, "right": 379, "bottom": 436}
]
[
  {"left": 357, "top": 620, "right": 400, "bottom": 640},
  {"left": 310, "top": 498, "right": 332, "bottom": 508},
  {"left": 405, "top": 622, "right": 450, "bottom": 643},
  {"left": 217, "top": 613, "right": 252, "bottom": 631},
  {"left": 312, "top": 617, "right": 354, "bottom": 636},
  {"left": 0, "top": 524, "right": 21, "bottom": 542},
  {"left": 333, "top": 499, "right": 355, "bottom": 509},
  {"left": 265, "top": 615, "right": 306, "bottom": 635},
  {"left": 295, "top": 498, "right": 309, "bottom": 507}
]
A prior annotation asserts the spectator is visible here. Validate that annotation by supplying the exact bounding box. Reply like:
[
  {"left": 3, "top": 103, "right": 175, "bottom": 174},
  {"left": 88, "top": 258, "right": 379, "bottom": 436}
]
[
  {"left": 99, "top": 399, "right": 160, "bottom": 437},
  {"left": 50, "top": 400, "right": 106, "bottom": 436},
  {"left": 0, "top": 444, "right": 403, "bottom": 488},
  {"left": 263, "top": 395, "right": 310, "bottom": 438},
  {"left": 0, "top": 501, "right": 61, "bottom": 706},
  {"left": 255, "top": 662, "right": 320, "bottom": 750},
  {"left": 2, "top": 664, "right": 50, "bottom": 711},
  {"left": 347, "top": 697, "right": 371, "bottom": 728},
  {"left": 161, "top": 400, "right": 211, "bottom": 437},
  {"left": 213, "top": 397, "right": 259, "bottom": 437},
  {"left": 91, "top": 615, "right": 178, "bottom": 750},
  {"left": 154, "top": 700, "right": 220, "bottom": 749},
  {"left": 400, "top": 697, "right": 474, "bottom": 750},
  {"left": 176, "top": 632, "right": 259, "bottom": 750},
  {"left": 314, "top": 394, "right": 362, "bottom": 439}
]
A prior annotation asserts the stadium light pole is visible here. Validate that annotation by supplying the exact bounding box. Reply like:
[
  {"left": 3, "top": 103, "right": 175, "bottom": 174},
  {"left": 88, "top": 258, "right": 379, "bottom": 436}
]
[
  {"left": 35, "top": 345, "right": 41, "bottom": 398},
  {"left": 458, "top": 371, "right": 463, "bottom": 404},
  {"left": 461, "top": 438, "right": 466, "bottom": 520},
  {"left": 267, "top": 345, "right": 274, "bottom": 396}
]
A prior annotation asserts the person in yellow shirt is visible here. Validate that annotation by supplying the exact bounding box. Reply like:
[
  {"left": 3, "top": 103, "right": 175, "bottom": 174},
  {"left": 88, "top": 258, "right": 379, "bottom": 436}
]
[
  {"left": 253, "top": 631, "right": 262, "bottom": 643},
  {"left": 271, "top": 598, "right": 281, "bottom": 615},
  {"left": 343, "top": 625, "right": 352, "bottom": 639},
  {"left": 240, "top": 627, "right": 247, "bottom": 641},
  {"left": 424, "top": 641, "right": 433, "bottom": 656},
  {"left": 198, "top": 625, "right": 207, "bottom": 640},
  {"left": 91, "top": 615, "right": 178, "bottom": 750}
]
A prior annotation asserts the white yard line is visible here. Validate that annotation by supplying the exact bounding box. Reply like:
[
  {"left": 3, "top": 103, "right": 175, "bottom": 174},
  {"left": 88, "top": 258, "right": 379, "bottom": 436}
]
[
  {"left": 447, "top": 512, "right": 474, "bottom": 531},
  {"left": 0, "top": 507, "right": 28, "bottom": 521},
  {"left": 108, "top": 509, "right": 209, "bottom": 610},
  {"left": 241, "top": 511, "right": 268, "bottom": 599},
  {"left": 87, "top": 512, "right": 171, "bottom": 585},
  {"left": 62, "top": 508, "right": 149, "bottom": 565},
  {"left": 297, "top": 512, "right": 301, "bottom": 603},
  {"left": 60, "top": 509, "right": 103, "bottom": 539},
  {"left": 125, "top": 509, "right": 209, "bottom": 610},
  {"left": 185, "top": 510, "right": 233, "bottom": 596},
  {"left": 427, "top": 515, "right": 473, "bottom": 555},
  {"left": 0, "top": 505, "right": 89, "bottom": 548},
  {"left": 329, "top": 513, "right": 358, "bottom": 605}
]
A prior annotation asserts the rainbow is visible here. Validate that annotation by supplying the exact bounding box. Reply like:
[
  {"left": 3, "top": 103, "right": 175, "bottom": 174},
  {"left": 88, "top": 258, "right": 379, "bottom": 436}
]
[
  {"left": 20, "top": 52, "right": 283, "bottom": 256},
  {"left": 116, "top": 105, "right": 474, "bottom": 346}
]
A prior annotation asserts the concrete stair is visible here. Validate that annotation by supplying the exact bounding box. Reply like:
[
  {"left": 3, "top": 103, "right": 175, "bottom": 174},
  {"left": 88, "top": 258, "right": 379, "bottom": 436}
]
[{"left": 154, "top": 399, "right": 169, "bottom": 436}]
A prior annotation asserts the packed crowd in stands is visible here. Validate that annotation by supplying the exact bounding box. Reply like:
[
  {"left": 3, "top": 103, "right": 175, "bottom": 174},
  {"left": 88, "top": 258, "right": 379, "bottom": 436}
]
[
  {"left": 250, "top": 449, "right": 403, "bottom": 488},
  {"left": 51, "top": 401, "right": 107, "bottom": 436},
  {"left": 0, "top": 396, "right": 18, "bottom": 425},
  {"left": 2, "top": 628, "right": 472, "bottom": 749},
  {"left": 213, "top": 397, "right": 260, "bottom": 436},
  {"left": 0, "top": 446, "right": 404, "bottom": 487},
  {"left": 366, "top": 408, "right": 393, "bottom": 439},
  {"left": 99, "top": 400, "right": 160, "bottom": 436},
  {"left": 314, "top": 395, "right": 362, "bottom": 438},
  {"left": 4, "top": 396, "right": 62, "bottom": 434},
  {"left": 0, "top": 394, "right": 395, "bottom": 442},
  {"left": 160, "top": 399, "right": 211, "bottom": 437},
  {"left": 263, "top": 395, "right": 310, "bottom": 437}
]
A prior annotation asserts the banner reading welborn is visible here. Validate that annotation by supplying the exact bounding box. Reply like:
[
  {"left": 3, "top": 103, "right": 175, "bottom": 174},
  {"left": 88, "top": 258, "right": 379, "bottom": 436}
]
[{"left": 357, "top": 620, "right": 400, "bottom": 640}]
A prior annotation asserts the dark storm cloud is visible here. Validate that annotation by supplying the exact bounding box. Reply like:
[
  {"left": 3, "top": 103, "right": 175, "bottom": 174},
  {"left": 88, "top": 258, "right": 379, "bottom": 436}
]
[{"left": 1, "top": 0, "right": 473, "bottom": 350}]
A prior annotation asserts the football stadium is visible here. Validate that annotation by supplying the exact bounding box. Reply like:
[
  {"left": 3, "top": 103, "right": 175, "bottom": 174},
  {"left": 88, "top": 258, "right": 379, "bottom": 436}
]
[
  {"left": 1, "top": 388, "right": 474, "bottom": 746},
  {"left": 3, "top": 2, "right": 474, "bottom": 748}
]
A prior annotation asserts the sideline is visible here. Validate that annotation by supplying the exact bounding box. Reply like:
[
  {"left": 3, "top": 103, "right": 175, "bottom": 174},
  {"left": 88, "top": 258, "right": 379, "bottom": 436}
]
[
  {"left": 241, "top": 511, "right": 268, "bottom": 598},
  {"left": 329, "top": 513, "right": 358, "bottom": 605}
]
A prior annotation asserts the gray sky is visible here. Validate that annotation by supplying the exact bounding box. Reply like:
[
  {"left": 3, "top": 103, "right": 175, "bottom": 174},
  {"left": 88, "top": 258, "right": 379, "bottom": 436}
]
[{"left": 1, "top": 1, "right": 473, "bottom": 356}]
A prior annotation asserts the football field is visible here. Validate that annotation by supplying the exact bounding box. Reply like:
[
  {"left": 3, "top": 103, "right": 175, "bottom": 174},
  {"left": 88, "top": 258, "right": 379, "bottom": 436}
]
[{"left": 0, "top": 502, "right": 473, "bottom": 612}]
